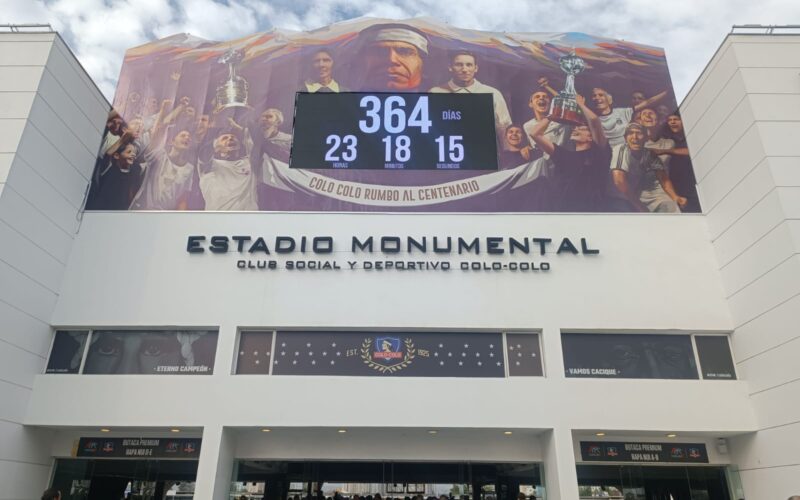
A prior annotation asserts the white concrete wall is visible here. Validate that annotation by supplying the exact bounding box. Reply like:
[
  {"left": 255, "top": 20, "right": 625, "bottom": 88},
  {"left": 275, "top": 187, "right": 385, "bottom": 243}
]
[
  {"left": 682, "top": 33, "right": 800, "bottom": 500},
  {"left": 4, "top": 28, "right": 790, "bottom": 500},
  {"left": 24, "top": 211, "right": 756, "bottom": 499},
  {"left": 0, "top": 31, "right": 109, "bottom": 499}
]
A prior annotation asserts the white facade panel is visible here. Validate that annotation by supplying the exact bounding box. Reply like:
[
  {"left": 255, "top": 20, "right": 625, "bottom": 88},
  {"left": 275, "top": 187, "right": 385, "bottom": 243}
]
[
  {"left": 718, "top": 220, "right": 798, "bottom": 296},
  {"left": 731, "top": 292, "right": 800, "bottom": 361},
  {"left": 0, "top": 258, "right": 58, "bottom": 321},
  {"left": 25, "top": 97, "right": 94, "bottom": 179},
  {"left": 746, "top": 379, "right": 800, "bottom": 429},
  {"left": 696, "top": 125, "right": 765, "bottom": 209},
  {"left": 0, "top": 32, "right": 109, "bottom": 500},
  {"left": 48, "top": 38, "right": 110, "bottom": 128},
  {"left": 0, "top": 380, "right": 37, "bottom": 423},
  {"left": 0, "top": 40, "right": 53, "bottom": 66},
  {"left": 0, "top": 340, "right": 46, "bottom": 389},
  {"left": 13, "top": 125, "right": 92, "bottom": 210},
  {"left": 36, "top": 69, "right": 106, "bottom": 155},
  {"left": 726, "top": 249, "right": 800, "bottom": 328},
  {"left": 731, "top": 422, "right": 800, "bottom": 470},
  {"left": 684, "top": 71, "right": 747, "bottom": 163},
  {"left": 681, "top": 44, "right": 739, "bottom": 132},
  {"left": 50, "top": 213, "right": 732, "bottom": 331},
  {"left": 0, "top": 92, "right": 36, "bottom": 119},
  {"left": 711, "top": 188, "right": 785, "bottom": 268},
  {"left": 0, "top": 299, "right": 52, "bottom": 356},
  {"left": 0, "top": 186, "right": 75, "bottom": 264},
  {"left": 731, "top": 39, "right": 800, "bottom": 66},
  {"left": 736, "top": 464, "right": 800, "bottom": 500},
  {"left": 704, "top": 158, "right": 772, "bottom": 240},
  {"left": 769, "top": 156, "right": 800, "bottom": 186},
  {"left": 777, "top": 186, "right": 800, "bottom": 217},
  {"left": 739, "top": 66, "right": 800, "bottom": 94},
  {"left": 233, "top": 429, "right": 545, "bottom": 462},
  {"left": 757, "top": 121, "right": 800, "bottom": 156},
  {"left": 0, "top": 460, "right": 52, "bottom": 500},
  {"left": 0, "top": 153, "right": 11, "bottom": 183},
  {"left": 4, "top": 156, "right": 82, "bottom": 235},
  {"left": 0, "top": 118, "right": 27, "bottom": 153},
  {"left": 683, "top": 33, "right": 800, "bottom": 500},
  {"left": 737, "top": 336, "right": 800, "bottom": 394},
  {"left": 0, "top": 66, "right": 44, "bottom": 92},
  {"left": 748, "top": 93, "right": 800, "bottom": 121},
  {"left": 690, "top": 97, "right": 755, "bottom": 181},
  {"left": 0, "top": 421, "right": 54, "bottom": 465},
  {"left": 0, "top": 217, "right": 66, "bottom": 291},
  {"left": 27, "top": 374, "right": 756, "bottom": 432}
]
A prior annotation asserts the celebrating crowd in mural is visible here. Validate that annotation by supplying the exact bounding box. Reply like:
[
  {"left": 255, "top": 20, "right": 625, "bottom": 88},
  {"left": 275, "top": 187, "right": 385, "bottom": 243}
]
[{"left": 86, "top": 18, "right": 700, "bottom": 213}]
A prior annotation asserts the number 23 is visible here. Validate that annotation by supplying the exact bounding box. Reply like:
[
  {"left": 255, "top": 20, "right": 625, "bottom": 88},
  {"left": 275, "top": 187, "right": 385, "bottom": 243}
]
[{"left": 325, "top": 134, "right": 358, "bottom": 162}]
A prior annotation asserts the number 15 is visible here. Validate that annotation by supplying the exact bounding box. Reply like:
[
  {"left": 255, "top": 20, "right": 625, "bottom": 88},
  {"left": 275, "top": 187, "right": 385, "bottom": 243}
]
[{"left": 435, "top": 136, "right": 464, "bottom": 162}]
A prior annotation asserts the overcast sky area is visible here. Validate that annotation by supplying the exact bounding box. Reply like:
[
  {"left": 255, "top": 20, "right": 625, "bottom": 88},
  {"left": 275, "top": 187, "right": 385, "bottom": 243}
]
[{"left": 5, "top": 0, "right": 800, "bottom": 102}]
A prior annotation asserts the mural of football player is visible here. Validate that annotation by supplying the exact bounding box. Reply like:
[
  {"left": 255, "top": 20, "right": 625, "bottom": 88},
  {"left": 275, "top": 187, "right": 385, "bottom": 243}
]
[
  {"left": 361, "top": 24, "right": 428, "bottom": 91},
  {"left": 304, "top": 48, "right": 346, "bottom": 93},
  {"left": 591, "top": 86, "right": 668, "bottom": 146},
  {"left": 198, "top": 126, "right": 258, "bottom": 211},
  {"left": 609, "top": 122, "right": 686, "bottom": 212},
  {"left": 430, "top": 50, "right": 512, "bottom": 149}
]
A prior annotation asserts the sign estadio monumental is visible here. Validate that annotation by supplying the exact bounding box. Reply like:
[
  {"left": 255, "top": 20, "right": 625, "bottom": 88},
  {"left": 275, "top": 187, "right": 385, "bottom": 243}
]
[
  {"left": 185, "top": 234, "right": 600, "bottom": 272},
  {"left": 86, "top": 18, "right": 700, "bottom": 213}
]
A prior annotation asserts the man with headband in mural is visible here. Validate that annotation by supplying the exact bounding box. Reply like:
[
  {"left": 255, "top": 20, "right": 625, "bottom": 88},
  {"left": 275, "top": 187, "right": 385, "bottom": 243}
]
[
  {"left": 361, "top": 24, "right": 428, "bottom": 91},
  {"left": 430, "top": 50, "right": 512, "bottom": 151}
]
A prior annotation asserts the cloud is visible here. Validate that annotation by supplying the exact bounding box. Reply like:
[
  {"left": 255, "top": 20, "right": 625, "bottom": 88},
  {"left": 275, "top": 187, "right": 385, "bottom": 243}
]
[{"left": 5, "top": 0, "right": 800, "bottom": 100}]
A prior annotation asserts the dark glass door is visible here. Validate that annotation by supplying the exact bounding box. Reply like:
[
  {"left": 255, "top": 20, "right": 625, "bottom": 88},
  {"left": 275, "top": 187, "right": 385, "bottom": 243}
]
[{"left": 643, "top": 477, "right": 692, "bottom": 500}]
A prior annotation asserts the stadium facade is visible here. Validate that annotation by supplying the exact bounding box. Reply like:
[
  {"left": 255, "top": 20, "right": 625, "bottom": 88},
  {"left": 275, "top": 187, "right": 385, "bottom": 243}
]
[{"left": 0, "top": 21, "right": 798, "bottom": 500}]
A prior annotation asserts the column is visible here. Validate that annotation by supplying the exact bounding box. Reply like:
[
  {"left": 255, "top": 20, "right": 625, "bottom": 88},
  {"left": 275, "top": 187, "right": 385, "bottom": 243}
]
[
  {"left": 540, "top": 427, "right": 579, "bottom": 500},
  {"left": 194, "top": 425, "right": 236, "bottom": 500}
]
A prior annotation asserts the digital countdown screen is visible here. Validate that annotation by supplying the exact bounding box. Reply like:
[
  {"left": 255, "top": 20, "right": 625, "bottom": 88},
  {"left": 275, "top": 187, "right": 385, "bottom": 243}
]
[{"left": 290, "top": 92, "right": 498, "bottom": 171}]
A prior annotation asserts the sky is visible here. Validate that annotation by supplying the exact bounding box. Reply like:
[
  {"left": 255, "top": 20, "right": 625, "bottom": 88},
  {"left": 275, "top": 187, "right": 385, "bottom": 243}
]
[{"left": 4, "top": 0, "right": 800, "bottom": 102}]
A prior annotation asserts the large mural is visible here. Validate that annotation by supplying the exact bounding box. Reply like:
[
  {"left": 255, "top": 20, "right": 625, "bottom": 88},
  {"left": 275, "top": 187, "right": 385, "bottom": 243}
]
[{"left": 86, "top": 18, "right": 699, "bottom": 213}]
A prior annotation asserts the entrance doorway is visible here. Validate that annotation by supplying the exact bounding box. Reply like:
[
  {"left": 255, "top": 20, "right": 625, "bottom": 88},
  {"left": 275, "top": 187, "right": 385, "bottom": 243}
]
[
  {"left": 576, "top": 465, "right": 732, "bottom": 500},
  {"left": 51, "top": 459, "right": 198, "bottom": 500},
  {"left": 231, "top": 461, "right": 544, "bottom": 500}
]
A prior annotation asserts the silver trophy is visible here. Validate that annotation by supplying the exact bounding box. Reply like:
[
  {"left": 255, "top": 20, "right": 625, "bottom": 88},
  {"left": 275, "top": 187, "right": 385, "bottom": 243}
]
[
  {"left": 215, "top": 49, "right": 249, "bottom": 109},
  {"left": 548, "top": 50, "right": 586, "bottom": 124}
]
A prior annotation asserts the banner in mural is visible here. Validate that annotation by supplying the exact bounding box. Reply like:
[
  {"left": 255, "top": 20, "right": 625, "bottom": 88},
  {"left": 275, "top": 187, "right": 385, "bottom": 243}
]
[{"left": 86, "top": 18, "right": 699, "bottom": 213}]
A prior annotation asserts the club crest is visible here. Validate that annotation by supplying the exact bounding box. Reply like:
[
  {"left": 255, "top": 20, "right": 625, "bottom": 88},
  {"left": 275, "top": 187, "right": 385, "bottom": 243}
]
[{"left": 361, "top": 337, "right": 415, "bottom": 374}]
